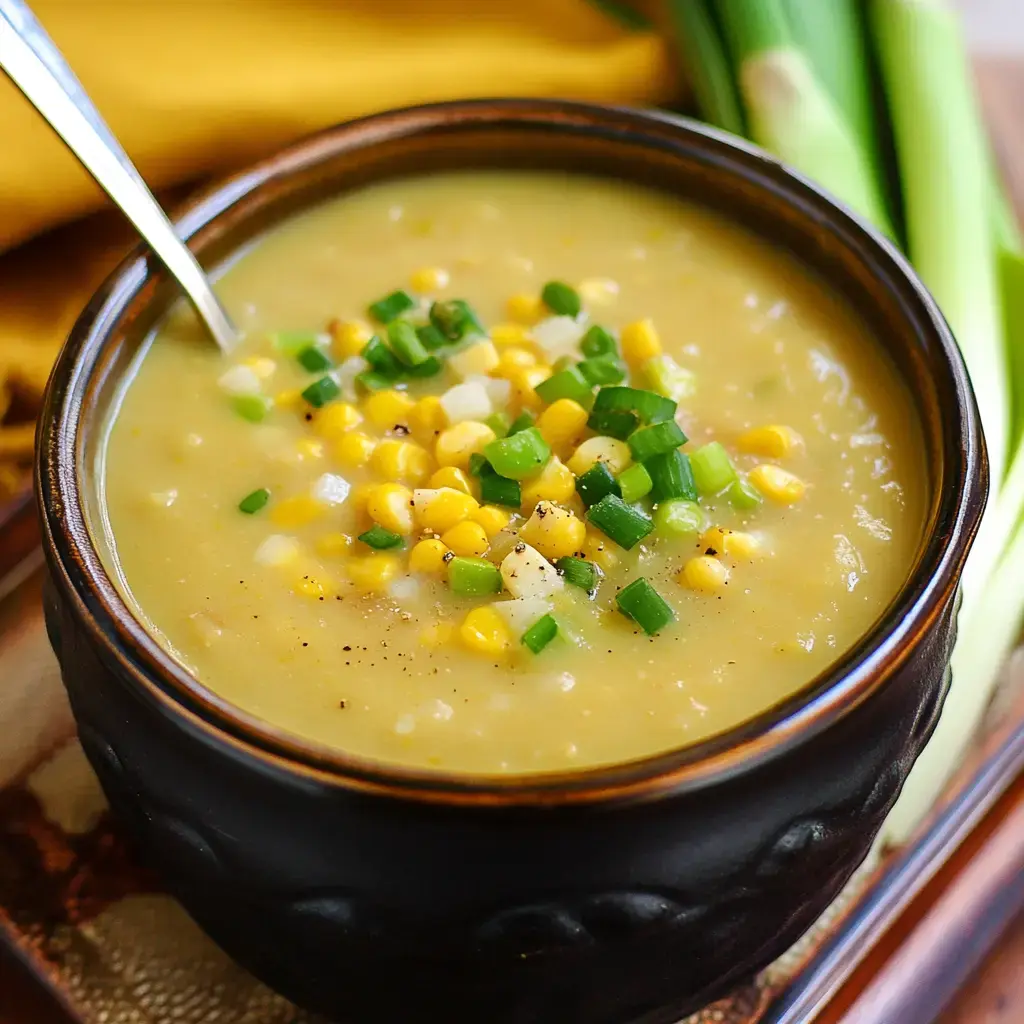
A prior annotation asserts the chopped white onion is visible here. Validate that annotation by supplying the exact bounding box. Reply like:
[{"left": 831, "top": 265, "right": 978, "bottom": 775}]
[
  {"left": 440, "top": 380, "right": 492, "bottom": 423},
  {"left": 500, "top": 543, "right": 564, "bottom": 600},
  {"left": 448, "top": 339, "right": 499, "bottom": 378},
  {"left": 531, "top": 316, "right": 586, "bottom": 360},
  {"left": 483, "top": 376, "right": 512, "bottom": 409},
  {"left": 254, "top": 534, "right": 299, "bottom": 567},
  {"left": 337, "top": 356, "right": 369, "bottom": 401},
  {"left": 388, "top": 576, "right": 420, "bottom": 601},
  {"left": 217, "top": 364, "right": 262, "bottom": 395},
  {"left": 311, "top": 473, "right": 351, "bottom": 506}
]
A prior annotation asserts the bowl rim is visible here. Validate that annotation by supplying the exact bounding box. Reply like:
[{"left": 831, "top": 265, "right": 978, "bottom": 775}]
[{"left": 36, "top": 98, "right": 987, "bottom": 807}]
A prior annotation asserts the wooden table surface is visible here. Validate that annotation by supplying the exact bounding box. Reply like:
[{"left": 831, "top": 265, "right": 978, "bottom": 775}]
[{"left": 1, "top": 49, "right": 1023, "bottom": 1024}]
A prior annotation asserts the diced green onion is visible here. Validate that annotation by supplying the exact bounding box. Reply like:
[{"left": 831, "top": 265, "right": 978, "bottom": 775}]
[
  {"left": 578, "top": 357, "right": 627, "bottom": 387},
  {"left": 270, "top": 330, "right": 321, "bottom": 356},
  {"left": 479, "top": 469, "right": 522, "bottom": 508},
  {"left": 689, "top": 441, "right": 738, "bottom": 495},
  {"left": 580, "top": 324, "right": 618, "bottom": 359},
  {"left": 356, "top": 370, "right": 397, "bottom": 392},
  {"left": 388, "top": 321, "right": 431, "bottom": 367},
  {"left": 653, "top": 499, "right": 706, "bottom": 538},
  {"left": 238, "top": 488, "right": 270, "bottom": 514},
  {"left": 534, "top": 366, "right": 593, "bottom": 407},
  {"left": 232, "top": 394, "right": 273, "bottom": 423},
  {"left": 586, "top": 493, "right": 654, "bottom": 550},
  {"left": 430, "top": 299, "right": 484, "bottom": 341},
  {"left": 297, "top": 346, "right": 334, "bottom": 373},
  {"left": 468, "top": 453, "right": 490, "bottom": 477},
  {"left": 448, "top": 556, "right": 503, "bottom": 596},
  {"left": 361, "top": 336, "right": 404, "bottom": 378},
  {"left": 485, "top": 412, "right": 510, "bottom": 437},
  {"left": 575, "top": 462, "right": 622, "bottom": 509},
  {"left": 406, "top": 356, "right": 443, "bottom": 378},
  {"left": 616, "top": 577, "right": 675, "bottom": 635},
  {"left": 484, "top": 427, "right": 552, "bottom": 480},
  {"left": 358, "top": 525, "right": 405, "bottom": 550},
  {"left": 586, "top": 408, "right": 638, "bottom": 441},
  {"left": 729, "top": 475, "right": 764, "bottom": 510},
  {"left": 552, "top": 354, "right": 577, "bottom": 373},
  {"left": 416, "top": 324, "right": 447, "bottom": 351},
  {"left": 642, "top": 354, "right": 696, "bottom": 401},
  {"left": 507, "top": 411, "right": 536, "bottom": 436},
  {"left": 541, "top": 280, "right": 582, "bottom": 317},
  {"left": 646, "top": 449, "right": 698, "bottom": 503},
  {"left": 521, "top": 613, "right": 559, "bottom": 654},
  {"left": 301, "top": 376, "right": 341, "bottom": 408},
  {"left": 592, "top": 385, "right": 676, "bottom": 425},
  {"left": 555, "top": 556, "right": 600, "bottom": 592},
  {"left": 618, "top": 463, "right": 653, "bottom": 504},
  {"left": 369, "top": 290, "right": 416, "bottom": 324},
  {"left": 627, "top": 420, "right": 688, "bottom": 462},
  {"left": 589, "top": 0, "right": 652, "bottom": 31}
]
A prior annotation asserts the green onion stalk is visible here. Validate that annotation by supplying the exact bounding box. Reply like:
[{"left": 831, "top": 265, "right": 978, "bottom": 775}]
[{"left": 589, "top": 0, "right": 1024, "bottom": 845}]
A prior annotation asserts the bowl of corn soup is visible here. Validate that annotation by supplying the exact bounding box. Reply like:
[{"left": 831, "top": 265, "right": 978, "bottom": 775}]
[{"left": 38, "top": 100, "right": 985, "bottom": 1024}]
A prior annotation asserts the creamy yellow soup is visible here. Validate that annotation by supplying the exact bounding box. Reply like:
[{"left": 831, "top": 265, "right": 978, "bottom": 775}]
[{"left": 100, "top": 172, "right": 925, "bottom": 774}]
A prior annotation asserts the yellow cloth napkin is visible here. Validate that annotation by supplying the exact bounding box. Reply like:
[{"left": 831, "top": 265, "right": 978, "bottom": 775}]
[{"left": 0, "top": 0, "right": 678, "bottom": 363}]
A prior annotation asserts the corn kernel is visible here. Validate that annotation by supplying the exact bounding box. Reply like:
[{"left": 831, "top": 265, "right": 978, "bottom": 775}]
[
  {"left": 578, "top": 277, "right": 619, "bottom": 306},
  {"left": 521, "top": 456, "right": 576, "bottom": 508},
  {"left": 449, "top": 339, "right": 500, "bottom": 378},
  {"left": 419, "top": 622, "right": 455, "bottom": 647},
  {"left": 294, "top": 572, "right": 334, "bottom": 599},
  {"left": 567, "top": 436, "right": 632, "bottom": 476},
  {"left": 242, "top": 356, "right": 277, "bottom": 379},
  {"left": 490, "top": 322, "right": 531, "bottom": 346},
  {"left": 509, "top": 365, "right": 551, "bottom": 412},
  {"left": 365, "top": 483, "right": 415, "bottom": 534},
  {"left": 330, "top": 318, "right": 374, "bottom": 359},
  {"left": 334, "top": 431, "right": 376, "bottom": 468},
  {"left": 519, "top": 501, "right": 586, "bottom": 561},
  {"left": 274, "top": 388, "right": 303, "bottom": 410},
  {"left": 413, "top": 487, "right": 480, "bottom": 533},
  {"left": 492, "top": 347, "right": 538, "bottom": 379},
  {"left": 346, "top": 554, "right": 399, "bottom": 593},
  {"left": 460, "top": 606, "right": 512, "bottom": 656},
  {"left": 681, "top": 555, "right": 730, "bottom": 592},
  {"left": 620, "top": 318, "right": 662, "bottom": 364},
  {"left": 583, "top": 529, "right": 618, "bottom": 570},
  {"left": 699, "top": 527, "right": 760, "bottom": 560},
  {"left": 270, "top": 495, "right": 324, "bottom": 528},
  {"left": 372, "top": 439, "right": 434, "bottom": 485},
  {"left": 410, "top": 266, "right": 450, "bottom": 293},
  {"left": 429, "top": 466, "right": 473, "bottom": 494},
  {"left": 409, "top": 538, "right": 451, "bottom": 575},
  {"left": 364, "top": 389, "right": 416, "bottom": 431},
  {"left": 316, "top": 532, "right": 353, "bottom": 558},
  {"left": 506, "top": 293, "right": 545, "bottom": 325},
  {"left": 737, "top": 424, "right": 804, "bottom": 459},
  {"left": 441, "top": 520, "right": 490, "bottom": 558},
  {"left": 471, "top": 505, "right": 511, "bottom": 538},
  {"left": 749, "top": 464, "right": 806, "bottom": 504},
  {"left": 434, "top": 420, "right": 496, "bottom": 469},
  {"left": 314, "top": 402, "right": 362, "bottom": 439},
  {"left": 296, "top": 438, "right": 325, "bottom": 461},
  {"left": 350, "top": 483, "right": 377, "bottom": 513},
  {"left": 409, "top": 395, "right": 448, "bottom": 445},
  {"left": 537, "top": 398, "right": 589, "bottom": 453}
]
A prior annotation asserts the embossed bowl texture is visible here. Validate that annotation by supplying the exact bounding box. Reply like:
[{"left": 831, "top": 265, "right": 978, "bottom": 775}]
[{"left": 36, "top": 101, "right": 986, "bottom": 1024}]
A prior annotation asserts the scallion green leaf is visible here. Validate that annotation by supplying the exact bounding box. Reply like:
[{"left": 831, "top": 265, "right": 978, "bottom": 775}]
[
  {"left": 232, "top": 394, "right": 273, "bottom": 423},
  {"left": 297, "top": 346, "right": 334, "bottom": 373},
  {"left": 416, "top": 324, "right": 447, "bottom": 351},
  {"left": 646, "top": 449, "right": 698, "bottom": 502},
  {"left": 689, "top": 441, "right": 738, "bottom": 495},
  {"left": 586, "top": 407, "right": 638, "bottom": 441},
  {"left": 369, "top": 290, "right": 416, "bottom": 324},
  {"left": 448, "top": 556, "right": 503, "bottom": 596},
  {"left": 580, "top": 324, "right": 618, "bottom": 359},
  {"left": 301, "top": 376, "right": 341, "bottom": 408},
  {"left": 507, "top": 411, "right": 536, "bottom": 436},
  {"left": 618, "top": 462, "right": 653, "bottom": 504},
  {"left": 592, "top": 385, "right": 676, "bottom": 425},
  {"left": 534, "top": 366, "right": 593, "bottom": 407},
  {"left": 479, "top": 469, "right": 522, "bottom": 508},
  {"left": 541, "top": 280, "right": 582, "bottom": 317},
  {"left": 653, "top": 499, "right": 705, "bottom": 538},
  {"left": 521, "top": 613, "right": 559, "bottom": 654},
  {"left": 555, "top": 556, "right": 600, "bottom": 592},
  {"left": 627, "top": 420, "right": 688, "bottom": 462},
  {"left": 361, "top": 336, "right": 404, "bottom": 378},
  {"left": 484, "top": 427, "right": 552, "bottom": 480},
  {"left": 616, "top": 577, "right": 675, "bottom": 635},
  {"left": 238, "top": 488, "right": 270, "bottom": 514},
  {"left": 586, "top": 493, "right": 654, "bottom": 550},
  {"left": 729, "top": 475, "right": 764, "bottom": 510},
  {"left": 430, "top": 299, "right": 484, "bottom": 341},
  {"left": 388, "top": 320, "right": 431, "bottom": 367},
  {"left": 575, "top": 462, "right": 622, "bottom": 509},
  {"left": 358, "top": 525, "right": 405, "bottom": 550},
  {"left": 271, "top": 330, "right": 321, "bottom": 356},
  {"left": 578, "top": 357, "right": 627, "bottom": 387},
  {"left": 356, "top": 370, "right": 397, "bottom": 392}
]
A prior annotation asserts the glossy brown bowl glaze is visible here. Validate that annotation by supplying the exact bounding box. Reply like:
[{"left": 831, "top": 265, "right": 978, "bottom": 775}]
[{"left": 37, "top": 100, "right": 986, "bottom": 1024}]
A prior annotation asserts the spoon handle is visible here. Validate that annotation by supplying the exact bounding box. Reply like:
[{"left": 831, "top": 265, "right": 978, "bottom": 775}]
[{"left": 0, "top": 0, "right": 235, "bottom": 351}]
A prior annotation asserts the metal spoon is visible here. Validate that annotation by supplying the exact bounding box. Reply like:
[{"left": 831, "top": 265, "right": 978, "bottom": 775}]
[{"left": 0, "top": 0, "right": 235, "bottom": 352}]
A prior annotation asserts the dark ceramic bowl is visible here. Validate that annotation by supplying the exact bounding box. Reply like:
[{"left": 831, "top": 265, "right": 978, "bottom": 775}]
[{"left": 37, "top": 100, "right": 986, "bottom": 1024}]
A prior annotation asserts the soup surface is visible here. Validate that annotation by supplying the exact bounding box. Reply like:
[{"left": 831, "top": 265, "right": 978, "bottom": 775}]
[{"left": 101, "top": 172, "right": 925, "bottom": 774}]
